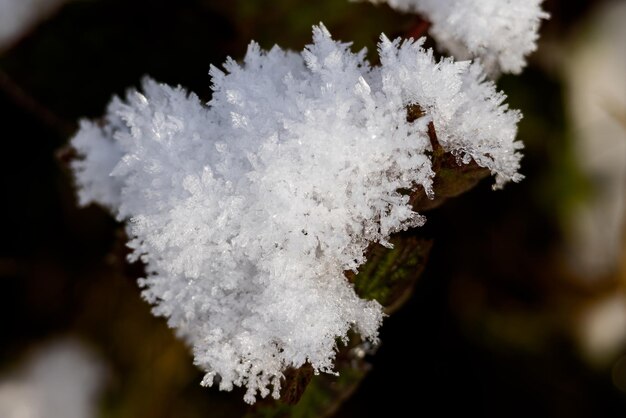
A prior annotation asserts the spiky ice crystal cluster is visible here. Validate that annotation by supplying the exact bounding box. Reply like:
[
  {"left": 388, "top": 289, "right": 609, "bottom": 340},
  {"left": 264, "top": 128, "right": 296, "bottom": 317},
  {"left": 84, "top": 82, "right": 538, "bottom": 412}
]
[
  {"left": 365, "top": 0, "right": 549, "bottom": 74},
  {"left": 71, "top": 24, "right": 521, "bottom": 403}
]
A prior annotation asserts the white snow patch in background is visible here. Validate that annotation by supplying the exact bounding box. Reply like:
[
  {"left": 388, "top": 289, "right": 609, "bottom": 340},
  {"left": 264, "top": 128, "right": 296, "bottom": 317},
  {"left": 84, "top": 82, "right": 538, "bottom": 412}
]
[
  {"left": 0, "top": 0, "right": 68, "bottom": 51},
  {"left": 0, "top": 339, "right": 105, "bottom": 418},
  {"left": 564, "top": 1, "right": 626, "bottom": 279}
]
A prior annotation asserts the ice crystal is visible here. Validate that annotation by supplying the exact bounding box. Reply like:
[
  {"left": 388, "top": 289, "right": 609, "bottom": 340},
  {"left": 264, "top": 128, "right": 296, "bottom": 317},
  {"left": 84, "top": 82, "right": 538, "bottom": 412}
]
[
  {"left": 71, "top": 24, "right": 521, "bottom": 403},
  {"left": 365, "top": 0, "right": 549, "bottom": 74}
]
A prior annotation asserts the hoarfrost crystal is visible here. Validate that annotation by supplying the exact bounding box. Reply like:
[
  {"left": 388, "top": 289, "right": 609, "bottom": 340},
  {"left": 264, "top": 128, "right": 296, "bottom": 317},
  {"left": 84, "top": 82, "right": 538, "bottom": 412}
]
[
  {"left": 365, "top": 0, "right": 549, "bottom": 74},
  {"left": 70, "top": 24, "right": 522, "bottom": 403}
]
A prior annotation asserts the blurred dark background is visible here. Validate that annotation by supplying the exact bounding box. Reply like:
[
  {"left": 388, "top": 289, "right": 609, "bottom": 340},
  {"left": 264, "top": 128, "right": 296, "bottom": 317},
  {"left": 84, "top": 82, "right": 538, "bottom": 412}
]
[{"left": 1, "top": 0, "right": 625, "bottom": 417}]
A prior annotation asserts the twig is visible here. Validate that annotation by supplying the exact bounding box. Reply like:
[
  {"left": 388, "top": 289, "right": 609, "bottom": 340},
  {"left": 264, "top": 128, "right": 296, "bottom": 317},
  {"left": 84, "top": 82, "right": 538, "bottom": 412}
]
[
  {"left": 0, "top": 69, "right": 75, "bottom": 137},
  {"left": 406, "top": 17, "right": 431, "bottom": 40}
]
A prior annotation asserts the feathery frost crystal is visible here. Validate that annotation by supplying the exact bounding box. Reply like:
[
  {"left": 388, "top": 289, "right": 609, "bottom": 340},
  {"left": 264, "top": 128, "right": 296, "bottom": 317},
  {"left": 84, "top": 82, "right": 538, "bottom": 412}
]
[
  {"left": 365, "top": 0, "right": 549, "bottom": 74},
  {"left": 71, "top": 24, "right": 521, "bottom": 403}
]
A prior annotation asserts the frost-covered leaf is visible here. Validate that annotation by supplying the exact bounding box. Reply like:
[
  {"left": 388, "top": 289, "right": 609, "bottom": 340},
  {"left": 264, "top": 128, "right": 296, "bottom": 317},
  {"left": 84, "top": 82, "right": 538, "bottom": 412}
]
[{"left": 70, "top": 24, "right": 521, "bottom": 403}]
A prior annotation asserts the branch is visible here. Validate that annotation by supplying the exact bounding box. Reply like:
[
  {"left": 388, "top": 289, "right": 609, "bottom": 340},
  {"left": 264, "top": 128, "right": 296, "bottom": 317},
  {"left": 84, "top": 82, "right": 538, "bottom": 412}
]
[{"left": 0, "top": 70, "right": 75, "bottom": 137}]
